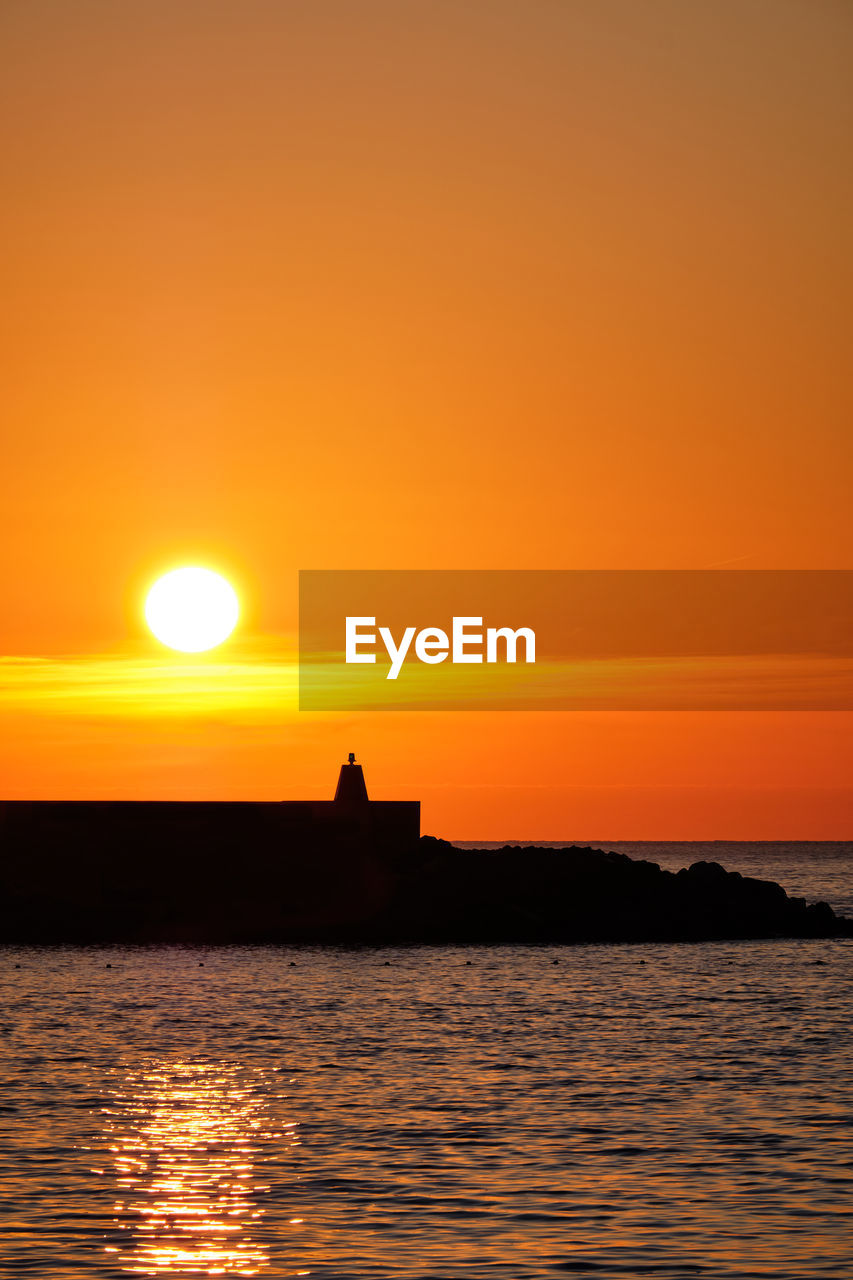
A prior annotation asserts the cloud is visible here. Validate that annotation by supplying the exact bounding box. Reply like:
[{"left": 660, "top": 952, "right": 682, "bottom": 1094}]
[{"left": 0, "top": 644, "right": 298, "bottom": 721}]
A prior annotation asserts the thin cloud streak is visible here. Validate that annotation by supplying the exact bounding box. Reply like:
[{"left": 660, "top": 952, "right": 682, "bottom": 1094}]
[{"left": 0, "top": 650, "right": 298, "bottom": 720}]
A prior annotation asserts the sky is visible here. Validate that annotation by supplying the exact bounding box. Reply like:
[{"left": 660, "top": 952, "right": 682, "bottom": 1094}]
[{"left": 1, "top": 0, "right": 851, "bottom": 836}]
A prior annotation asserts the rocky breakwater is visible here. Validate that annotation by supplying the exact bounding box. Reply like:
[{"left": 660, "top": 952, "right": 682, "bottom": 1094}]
[
  {"left": 378, "top": 840, "right": 851, "bottom": 944},
  {"left": 1, "top": 835, "right": 849, "bottom": 944}
]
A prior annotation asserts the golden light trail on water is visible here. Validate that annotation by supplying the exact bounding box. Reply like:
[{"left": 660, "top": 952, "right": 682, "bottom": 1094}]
[{"left": 99, "top": 1062, "right": 301, "bottom": 1276}]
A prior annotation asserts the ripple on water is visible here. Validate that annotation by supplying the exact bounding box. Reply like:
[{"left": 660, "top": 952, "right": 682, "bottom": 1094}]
[{"left": 0, "top": 940, "right": 851, "bottom": 1279}]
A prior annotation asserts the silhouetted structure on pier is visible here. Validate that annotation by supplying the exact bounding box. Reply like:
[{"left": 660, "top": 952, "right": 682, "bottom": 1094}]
[
  {"left": 0, "top": 754, "right": 419, "bottom": 855},
  {"left": 0, "top": 759, "right": 849, "bottom": 945}
]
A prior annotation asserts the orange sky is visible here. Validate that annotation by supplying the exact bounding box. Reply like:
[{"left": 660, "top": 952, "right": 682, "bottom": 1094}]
[{"left": 1, "top": 1, "right": 851, "bottom": 836}]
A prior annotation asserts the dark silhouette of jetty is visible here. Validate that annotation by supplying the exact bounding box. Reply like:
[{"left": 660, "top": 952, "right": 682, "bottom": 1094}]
[
  {"left": 0, "top": 757, "right": 849, "bottom": 944},
  {"left": 0, "top": 752, "right": 419, "bottom": 853}
]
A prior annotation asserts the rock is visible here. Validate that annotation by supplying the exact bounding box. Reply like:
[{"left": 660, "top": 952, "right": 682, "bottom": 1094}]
[{"left": 0, "top": 833, "right": 848, "bottom": 945}]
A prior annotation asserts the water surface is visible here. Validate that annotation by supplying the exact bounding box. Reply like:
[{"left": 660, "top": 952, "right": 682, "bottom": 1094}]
[{"left": 2, "top": 933, "right": 852, "bottom": 1278}]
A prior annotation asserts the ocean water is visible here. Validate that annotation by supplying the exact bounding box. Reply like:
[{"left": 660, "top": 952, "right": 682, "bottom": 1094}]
[{"left": 1, "top": 844, "right": 851, "bottom": 1280}]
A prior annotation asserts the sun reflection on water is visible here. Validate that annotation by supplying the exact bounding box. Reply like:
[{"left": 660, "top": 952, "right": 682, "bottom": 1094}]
[{"left": 101, "top": 1062, "right": 295, "bottom": 1275}]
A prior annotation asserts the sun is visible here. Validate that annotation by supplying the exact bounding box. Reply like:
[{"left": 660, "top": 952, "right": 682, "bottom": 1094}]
[{"left": 144, "top": 567, "right": 240, "bottom": 653}]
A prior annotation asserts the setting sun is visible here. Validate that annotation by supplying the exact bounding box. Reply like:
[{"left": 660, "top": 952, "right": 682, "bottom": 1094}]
[{"left": 144, "top": 568, "right": 239, "bottom": 654}]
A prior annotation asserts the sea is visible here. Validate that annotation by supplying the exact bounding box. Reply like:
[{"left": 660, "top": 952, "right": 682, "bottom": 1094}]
[{"left": 1, "top": 842, "right": 851, "bottom": 1280}]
